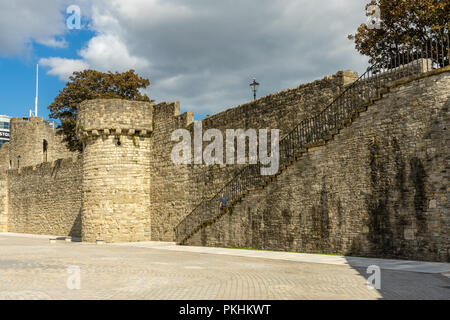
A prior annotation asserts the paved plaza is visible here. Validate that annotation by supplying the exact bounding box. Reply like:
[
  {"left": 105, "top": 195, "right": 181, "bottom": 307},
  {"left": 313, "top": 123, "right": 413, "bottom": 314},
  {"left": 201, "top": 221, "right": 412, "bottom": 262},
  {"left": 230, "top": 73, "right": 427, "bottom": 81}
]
[{"left": 0, "top": 233, "right": 449, "bottom": 300}]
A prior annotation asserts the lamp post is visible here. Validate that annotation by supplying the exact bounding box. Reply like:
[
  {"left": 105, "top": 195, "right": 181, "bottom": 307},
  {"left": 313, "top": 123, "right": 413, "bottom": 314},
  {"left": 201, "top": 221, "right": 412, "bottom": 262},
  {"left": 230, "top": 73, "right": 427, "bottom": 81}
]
[{"left": 249, "top": 78, "right": 260, "bottom": 101}]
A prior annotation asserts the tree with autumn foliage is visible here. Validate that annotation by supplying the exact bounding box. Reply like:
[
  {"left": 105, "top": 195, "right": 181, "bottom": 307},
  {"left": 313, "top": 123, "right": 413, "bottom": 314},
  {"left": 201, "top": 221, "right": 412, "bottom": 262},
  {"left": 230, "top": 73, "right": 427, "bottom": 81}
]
[
  {"left": 48, "top": 69, "right": 151, "bottom": 152},
  {"left": 348, "top": 0, "right": 449, "bottom": 66}
]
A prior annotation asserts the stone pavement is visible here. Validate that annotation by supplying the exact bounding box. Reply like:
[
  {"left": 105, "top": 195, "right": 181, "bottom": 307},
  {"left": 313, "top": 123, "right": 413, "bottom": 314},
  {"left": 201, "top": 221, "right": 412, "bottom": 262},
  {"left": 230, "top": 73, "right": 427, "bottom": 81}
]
[
  {"left": 0, "top": 233, "right": 449, "bottom": 300},
  {"left": 111, "top": 241, "right": 450, "bottom": 274}
]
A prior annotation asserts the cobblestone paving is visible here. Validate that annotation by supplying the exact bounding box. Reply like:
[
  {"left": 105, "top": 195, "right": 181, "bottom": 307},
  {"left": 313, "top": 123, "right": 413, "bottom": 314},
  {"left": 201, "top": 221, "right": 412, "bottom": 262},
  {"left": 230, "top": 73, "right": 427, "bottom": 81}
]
[{"left": 0, "top": 236, "right": 448, "bottom": 300}]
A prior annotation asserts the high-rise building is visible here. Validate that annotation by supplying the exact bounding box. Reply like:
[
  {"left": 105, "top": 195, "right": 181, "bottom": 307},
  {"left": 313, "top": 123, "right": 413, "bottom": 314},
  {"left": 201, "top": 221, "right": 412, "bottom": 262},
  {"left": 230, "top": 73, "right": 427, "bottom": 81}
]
[{"left": 0, "top": 115, "right": 11, "bottom": 149}]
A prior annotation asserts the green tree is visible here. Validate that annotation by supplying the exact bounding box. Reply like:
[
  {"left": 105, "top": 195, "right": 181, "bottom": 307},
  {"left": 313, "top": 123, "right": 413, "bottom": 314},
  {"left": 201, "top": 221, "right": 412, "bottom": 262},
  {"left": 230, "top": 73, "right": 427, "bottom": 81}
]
[
  {"left": 348, "top": 0, "right": 449, "bottom": 66},
  {"left": 48, "top": 69, "right": 151, "bottom": 152}
]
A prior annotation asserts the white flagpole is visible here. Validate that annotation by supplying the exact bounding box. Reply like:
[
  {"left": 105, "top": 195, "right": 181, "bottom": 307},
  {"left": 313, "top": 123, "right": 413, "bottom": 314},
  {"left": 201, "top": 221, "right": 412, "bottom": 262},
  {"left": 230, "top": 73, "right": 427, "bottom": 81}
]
[{"left": 35, "top": 64, "right": 39, "bottom": 117}]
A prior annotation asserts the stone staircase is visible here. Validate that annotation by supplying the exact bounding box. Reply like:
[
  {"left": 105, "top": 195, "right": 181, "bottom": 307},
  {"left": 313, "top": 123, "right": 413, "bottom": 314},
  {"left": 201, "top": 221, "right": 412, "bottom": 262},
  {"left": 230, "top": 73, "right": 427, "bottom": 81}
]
[{"left": 175, "top": 45, "right": 448, "bottom": 245}]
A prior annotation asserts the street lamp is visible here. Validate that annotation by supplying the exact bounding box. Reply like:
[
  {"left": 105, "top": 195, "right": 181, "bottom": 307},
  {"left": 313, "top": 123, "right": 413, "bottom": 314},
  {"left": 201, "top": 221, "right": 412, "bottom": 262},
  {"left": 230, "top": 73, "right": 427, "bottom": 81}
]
[{"left": 249, "top": 78, "right": 260, "bottom": 101}]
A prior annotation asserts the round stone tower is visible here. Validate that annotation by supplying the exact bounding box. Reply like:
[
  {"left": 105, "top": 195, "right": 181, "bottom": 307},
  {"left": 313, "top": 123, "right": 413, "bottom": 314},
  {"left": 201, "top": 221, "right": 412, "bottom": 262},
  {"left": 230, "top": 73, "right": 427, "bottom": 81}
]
[{"left": 77, "top": 99, "right": 153, "bottom": 243}]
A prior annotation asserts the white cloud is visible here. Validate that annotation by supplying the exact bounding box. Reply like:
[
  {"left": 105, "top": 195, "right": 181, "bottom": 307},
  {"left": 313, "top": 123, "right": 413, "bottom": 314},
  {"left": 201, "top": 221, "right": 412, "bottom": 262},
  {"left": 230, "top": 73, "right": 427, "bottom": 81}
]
[
  {"left": 39, "top": 57, "right": 89, "bottom": 81},
  {"left": 36, "top": 37, "right": 68, "bottom": 49},
  {"left": 100, "top": 0, "right": 193, "bottom": 27},
  {"left": 0, "top": 0, "right": 69, "bottom": 56},
  {"left": 13, "top": 0, "right": 371, "bottom": 115},
  {"left": 79, "top": 34, "right": 150, "bottom": 72},
  {"left": 38, "top": 34, "right": 150, "bottom": 81}
]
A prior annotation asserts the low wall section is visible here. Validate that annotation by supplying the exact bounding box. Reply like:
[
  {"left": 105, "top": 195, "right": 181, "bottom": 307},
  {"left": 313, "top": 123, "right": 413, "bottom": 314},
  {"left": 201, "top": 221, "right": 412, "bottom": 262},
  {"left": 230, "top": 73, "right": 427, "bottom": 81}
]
[{"left": 7, "top": 157, "right": 83, "bottom": 237}]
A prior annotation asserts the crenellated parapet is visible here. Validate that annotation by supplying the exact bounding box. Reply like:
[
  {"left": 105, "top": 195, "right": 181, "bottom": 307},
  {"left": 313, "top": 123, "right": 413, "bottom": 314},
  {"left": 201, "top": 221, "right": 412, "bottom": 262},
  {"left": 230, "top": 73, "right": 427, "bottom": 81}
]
[
  {"left": 77, "top": 99, "right": 154, "bottom": 140},
  {"left": 152, "top": 101, "right": 194, "bottom": 130}
]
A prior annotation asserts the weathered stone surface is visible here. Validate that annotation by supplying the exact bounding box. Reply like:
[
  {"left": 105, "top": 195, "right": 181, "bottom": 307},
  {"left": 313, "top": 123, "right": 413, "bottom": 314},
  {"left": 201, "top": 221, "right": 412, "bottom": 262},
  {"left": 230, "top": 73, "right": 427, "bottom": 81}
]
[
  {"left": 0, "top": 143, "right": 8, "bottom": 232},
  {"left": 8, "top": 117, "right": 75, "bottom": 169},
  {"left": 78, "top": 99, "right": 153, "bottom": 243},
  {"left": 150, "top": 71, "right": 358, "bottom": 241},
  {"left": 0, "top": 68, "right": 448, "bottom": 263},
  {"left": 77, "top": 99, "right": 153, "bottom": 133},
  {"left": 149, "top": 102, "right": 194, "bottom": 241},
  {"left": 7, "top": 157, "right": 82, "bottom": 237},
  {"left": 184, "top": 71, "right": 450, "bottom": 263}
]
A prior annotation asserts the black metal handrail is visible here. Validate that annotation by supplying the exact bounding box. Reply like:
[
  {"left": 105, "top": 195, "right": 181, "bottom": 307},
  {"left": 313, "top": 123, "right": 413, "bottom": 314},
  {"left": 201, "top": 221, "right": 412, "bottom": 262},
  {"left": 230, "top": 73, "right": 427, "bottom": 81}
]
[{"left": 175, "top": 35, "right": 449, "bottom": 244}]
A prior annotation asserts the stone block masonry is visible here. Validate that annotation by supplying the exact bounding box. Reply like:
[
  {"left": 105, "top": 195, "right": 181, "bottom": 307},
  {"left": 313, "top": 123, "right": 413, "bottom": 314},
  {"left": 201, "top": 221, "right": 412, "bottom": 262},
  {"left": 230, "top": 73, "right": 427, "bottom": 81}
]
[
  {"left": 184, "top": 71, "right": 450, "bottom": 262},
  {"left": 0, "top": 67, "right": 448, "bottom": 263},
  {"left": 78, "top": 99, "right": 153, "bottom": 243},
  {"left": 1, "top": 71, "right": 357, "bottom": 242},
  {"left": 9, "top": 117, "right": 76, "bottom": 169},
  {"left": 2, "top": 116, "right": 78, "bottom": 235},
  {"left": 0, "top": 144, "right": 9, "bottom": 232},
  {"left": 150, "top": 102, "right": 194, "bottom": 241},
  {"left": 149, "top": 71, "right": 358, "bottom": 241},
  {"left": 7, "top": 157, "right": 82, "bottom": 237}
]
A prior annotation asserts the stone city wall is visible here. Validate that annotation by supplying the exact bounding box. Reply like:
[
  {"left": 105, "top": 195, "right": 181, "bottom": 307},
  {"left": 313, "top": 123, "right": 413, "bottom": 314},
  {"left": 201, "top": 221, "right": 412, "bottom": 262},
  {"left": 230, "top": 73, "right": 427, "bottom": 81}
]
[
  {"left": 0, "top": 142, "right": 9, "bottom": 232},
  {"left": 9, "top": 117, "right": 75, "bottom": 169},
  {"left": 149, "top": 102, "right": 194, "bottom": 241},
  {"left": 3, "top": 65, "right": 447, "bottom": 263},
  {"left": 78, "top": 99, "right": 153, "bottom": 243},
  {"left": 0, "top": 71, "right": 359, "bottom": 241},
  {"left": 184, "top": 71, "right": 450, "bottom": 262},
  {"left": 7, "top": 157, "right": 83, "bottom": 237},
  {"left": 150, "top": 70, "right": 358, "bottom": 241}
]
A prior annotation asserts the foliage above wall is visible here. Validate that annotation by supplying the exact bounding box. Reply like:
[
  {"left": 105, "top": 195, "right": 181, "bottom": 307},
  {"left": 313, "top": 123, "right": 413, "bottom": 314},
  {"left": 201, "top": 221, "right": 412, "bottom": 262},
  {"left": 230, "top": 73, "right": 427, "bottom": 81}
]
[
  {"left": 48, "top": 69, "right": 152, "bottom": 152},
  {"left": 348, "top": 0, "right": 449, "bottom": 66}
]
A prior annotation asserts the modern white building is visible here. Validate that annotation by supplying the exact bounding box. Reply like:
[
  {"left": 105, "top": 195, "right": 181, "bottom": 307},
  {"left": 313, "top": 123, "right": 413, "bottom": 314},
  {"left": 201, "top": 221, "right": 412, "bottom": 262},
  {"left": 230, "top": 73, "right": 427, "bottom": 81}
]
[{"left": 0, "top": 115, "right": 11, "bottom": 149}]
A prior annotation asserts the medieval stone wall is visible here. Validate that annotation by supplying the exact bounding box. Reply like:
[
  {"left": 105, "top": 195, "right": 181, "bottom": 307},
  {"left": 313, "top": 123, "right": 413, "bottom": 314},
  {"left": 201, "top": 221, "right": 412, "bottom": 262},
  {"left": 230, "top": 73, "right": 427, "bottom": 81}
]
[
  {"left": 7, "top": 157, "right": 82, "bottom": 237},
  {"left": 0, "top": 143, "right": 9, "bottom": 232},
  {"left": 78, "top": 99, "right": 153, "bottom": 243},
  {"left": 2, "top": 67, "right": 447, "bottom": 263},
  {"left": 149, "top": 102, "right": 194, "bottom": 241},
  {"left": 149, "top": 70, "right": 358, "bottom": 241},
  {"left": 77, "top": 99, "right": 153, "bottom": 133},
  {"left": 184, "top": 71, "right": 450, "bottom": 262},
  {"left": 0, "top": 176, "right": 7, "bottom": 232},
  {"left": 189, "top": 71, "right": 358, "bottom": 202},
  {"left": 9, "top": 117, "right": 75, "bottom": 169}
]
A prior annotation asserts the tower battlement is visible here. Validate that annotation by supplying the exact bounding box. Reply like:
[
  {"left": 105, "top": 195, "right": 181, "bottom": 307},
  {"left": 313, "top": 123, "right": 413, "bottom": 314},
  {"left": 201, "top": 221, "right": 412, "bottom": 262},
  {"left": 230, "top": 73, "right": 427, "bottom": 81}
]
[
  {"left": 9, "top": 116, "right": 75, "bottom": 169},
  {"left": 77, "top": 99, "right": 154, "bottom": 139}
]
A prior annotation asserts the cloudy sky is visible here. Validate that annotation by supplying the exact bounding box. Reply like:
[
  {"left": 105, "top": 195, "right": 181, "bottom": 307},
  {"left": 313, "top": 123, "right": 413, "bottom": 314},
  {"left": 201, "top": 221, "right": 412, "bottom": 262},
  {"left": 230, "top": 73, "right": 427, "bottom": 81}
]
[{"left": 0, "top": 0, "right": 370, "bottom": 120}]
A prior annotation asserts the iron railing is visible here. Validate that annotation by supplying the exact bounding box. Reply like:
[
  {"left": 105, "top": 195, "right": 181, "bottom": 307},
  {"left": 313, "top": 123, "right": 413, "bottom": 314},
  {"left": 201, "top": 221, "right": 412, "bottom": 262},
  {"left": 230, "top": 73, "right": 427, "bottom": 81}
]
[{"left": 175, "top": 35, "right": 449, "bottom": 244}]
